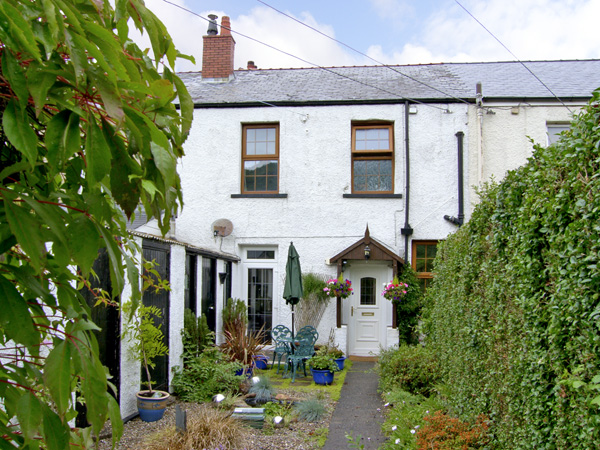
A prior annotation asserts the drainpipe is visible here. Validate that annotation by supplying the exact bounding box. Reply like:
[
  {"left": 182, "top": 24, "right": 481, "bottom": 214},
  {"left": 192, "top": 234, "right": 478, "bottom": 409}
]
[
  {"left": 444, "top": 131, "right": 465, "bottom": 226},
  {"left": 400, "top": 101, "right": 413, "bottom": 260},
  {"left": 476, "top": 82, "right": 483, "bottom": 185}
]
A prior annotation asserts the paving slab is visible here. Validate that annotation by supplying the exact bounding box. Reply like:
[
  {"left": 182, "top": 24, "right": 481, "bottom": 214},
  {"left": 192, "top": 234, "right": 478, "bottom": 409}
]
[{"left": 322, "top": 361, "right": 386, "bottom": 450}]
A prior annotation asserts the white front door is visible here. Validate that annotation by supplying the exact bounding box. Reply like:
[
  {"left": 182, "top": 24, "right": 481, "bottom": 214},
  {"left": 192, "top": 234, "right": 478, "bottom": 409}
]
[{"left": 348, "top": 264, "right": 387, "bottom": 356}]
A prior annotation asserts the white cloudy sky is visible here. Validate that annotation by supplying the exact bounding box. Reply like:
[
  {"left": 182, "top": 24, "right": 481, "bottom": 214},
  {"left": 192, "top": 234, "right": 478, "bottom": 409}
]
[{"left": 138, "top": 0, "right": 600, "bottom": 72}]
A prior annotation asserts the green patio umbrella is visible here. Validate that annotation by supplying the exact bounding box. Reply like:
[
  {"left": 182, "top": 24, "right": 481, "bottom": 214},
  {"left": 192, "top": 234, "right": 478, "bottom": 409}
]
[{"left": 283, "top": 242, "right": 303, "bottom": 337}]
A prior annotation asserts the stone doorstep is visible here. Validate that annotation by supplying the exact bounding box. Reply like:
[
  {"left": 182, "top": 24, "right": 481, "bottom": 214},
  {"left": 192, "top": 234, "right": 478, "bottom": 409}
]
[{"left": 348, "top": 355, "right": 378, "bottom": 362}]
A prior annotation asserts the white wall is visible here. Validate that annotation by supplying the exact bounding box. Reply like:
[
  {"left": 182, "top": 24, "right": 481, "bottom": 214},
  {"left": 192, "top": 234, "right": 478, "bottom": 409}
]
[
  {"left": 118, "top": 237, "right": 187, "bottom": 419},
  {"left": 467, "top": 102, "right": 584, "bottom": 210}
]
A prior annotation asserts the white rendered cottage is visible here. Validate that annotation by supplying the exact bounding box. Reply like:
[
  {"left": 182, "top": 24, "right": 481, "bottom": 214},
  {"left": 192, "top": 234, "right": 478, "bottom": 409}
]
[{"left": 171, "top": 16, "right": 600, "bottom": 358}]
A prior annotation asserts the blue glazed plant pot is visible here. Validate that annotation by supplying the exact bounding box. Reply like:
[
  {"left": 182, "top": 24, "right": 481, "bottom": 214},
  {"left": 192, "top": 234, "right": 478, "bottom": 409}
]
[
  {"left": 136, "top": 390, "right": 170, "bottom": 422},
  {"left": 235, "top": 366, "right": 254, "bottom": 378},
  {"left": 334, "top": 357, "right": 346, "bottom": 371},
  {"left": 311, "top": 369, "right": 334, "bottom": 385},
  {"left": 253, "top": 355, "right": 269, "bottom": 370}
]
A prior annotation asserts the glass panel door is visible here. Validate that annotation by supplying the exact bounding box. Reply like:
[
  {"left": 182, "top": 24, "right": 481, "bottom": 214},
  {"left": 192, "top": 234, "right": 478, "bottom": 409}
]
[{"left": 247, "top": 268, "right": 273, "bottom": 337}]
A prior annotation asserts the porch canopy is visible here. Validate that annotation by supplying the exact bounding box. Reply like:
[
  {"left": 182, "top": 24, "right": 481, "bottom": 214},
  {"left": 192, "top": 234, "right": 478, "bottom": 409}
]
[{"left": 329, "top": 226, "right": 405, "bottom": 328}]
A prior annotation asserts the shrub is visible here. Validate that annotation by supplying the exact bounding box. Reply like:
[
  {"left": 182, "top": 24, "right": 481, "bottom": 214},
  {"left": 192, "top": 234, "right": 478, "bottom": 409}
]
[
  {"left": 182, "top": 308, "right": 215, "bottom": 361},
  {"left": 378, "top": 345, "right": 441, "bottom": 396},
  {"left": 415, "top": 411, "right": 489, "bottom": 450},
  {"left": 380, "top": 389, "right": 445, "bottom": 450},
  {"left": 171, "top": 347, "right": 242, "bottom": 402},
  {"left": 422, "top": 91, "right": 600, "bottom": 448},
  {"left": 295, "top": 272, "right": 330, "bottom": 330},
  {"left": 222, "top": 298, "right": 248, "bottom": 336},
  {"left": 295, "top": 397, "right": 327, "bottom": 422},
  {"left": 395, "top": 266, "right": 423, "bottom": 345},
  {"left": 248, "top": 376, "right": 276, "bottom": 404},
  {"left": 139, "top": 405, "right": 248, "bottom": 450}
]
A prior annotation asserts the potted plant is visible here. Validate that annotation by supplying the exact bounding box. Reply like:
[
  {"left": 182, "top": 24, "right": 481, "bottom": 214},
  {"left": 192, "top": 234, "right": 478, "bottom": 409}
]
[
  {"left": 382, "top": 277, "right": 409, "bottom": 303},
  {"left": 327, "top": 346, "right": 346, "bottom": 371},
  {"left": 123, "top": 302, "right": 170, "bottom": 422},
  {"left": 221, "top": 298, "right": 266, "bottom": 377},
  {"left": 308, "top": 354, "right": 339, "bottom": 385},
  {"left": 323, "top": 275, "right": 353, "bottom": 299}
]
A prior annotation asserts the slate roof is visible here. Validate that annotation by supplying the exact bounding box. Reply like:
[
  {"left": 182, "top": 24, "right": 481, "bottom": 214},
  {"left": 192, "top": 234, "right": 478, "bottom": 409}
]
[{"left": 178, "top": 60, "right": 600, "bottom": 107}]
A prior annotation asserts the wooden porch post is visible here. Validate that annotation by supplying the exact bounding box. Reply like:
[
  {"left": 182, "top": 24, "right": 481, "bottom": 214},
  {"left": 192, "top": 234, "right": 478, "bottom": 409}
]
[{"left": 336, "top": 260, "right": 342, "bottom": 328}]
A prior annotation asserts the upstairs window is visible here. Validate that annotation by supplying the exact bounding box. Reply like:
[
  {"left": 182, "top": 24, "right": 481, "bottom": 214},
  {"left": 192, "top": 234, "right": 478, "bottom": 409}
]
[
  {"left": 547, "top": 123, "right": 570, "bottom": 146},
  {"left": 352, "top": 123, "right": 394, "bottom": 193},
  {"left": 242, "top": 124, "right": 279, "bottom": 193}
]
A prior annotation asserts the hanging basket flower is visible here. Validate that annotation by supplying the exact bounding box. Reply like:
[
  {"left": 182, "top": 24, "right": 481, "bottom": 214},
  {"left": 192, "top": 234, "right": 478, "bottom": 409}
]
[
  {"left": 323, "top": 277, "right": 353, "bottom": 299},
  {"left": 382, "top": 278, "right": 409, "bottom": 302}
]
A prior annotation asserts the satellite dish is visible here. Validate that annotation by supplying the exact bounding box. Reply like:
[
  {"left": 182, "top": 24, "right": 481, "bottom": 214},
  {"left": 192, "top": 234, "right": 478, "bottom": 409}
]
[{"left": 212, "top": 219, "right": 233, "bottom": 237}]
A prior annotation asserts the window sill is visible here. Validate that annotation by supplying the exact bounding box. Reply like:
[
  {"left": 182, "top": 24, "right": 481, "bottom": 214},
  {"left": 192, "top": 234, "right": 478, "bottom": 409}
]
[
  {"left": 231, "top": 193, "right": 288, "bottom": 198},
  {"left": 343, "top": 193, "right": 403, "bottom": 199}
]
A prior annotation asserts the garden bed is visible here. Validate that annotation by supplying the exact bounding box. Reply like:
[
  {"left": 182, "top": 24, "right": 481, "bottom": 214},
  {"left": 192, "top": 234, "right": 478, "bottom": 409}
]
[{"left": 96, "top": 368, "right": 348, "bottom": 450}]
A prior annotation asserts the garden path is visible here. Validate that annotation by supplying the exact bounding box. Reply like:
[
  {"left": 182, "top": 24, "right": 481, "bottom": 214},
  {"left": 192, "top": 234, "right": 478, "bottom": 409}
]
[{"left": 322, "top": 360, "right": 386, "bottom": 449}]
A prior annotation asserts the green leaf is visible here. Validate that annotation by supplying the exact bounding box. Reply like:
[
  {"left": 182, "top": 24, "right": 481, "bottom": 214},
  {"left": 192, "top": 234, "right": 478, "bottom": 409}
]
[
  {"left": 150, "top": 142, "right": 176, "bottom": 188},
  {"left": 16, "top": 392, "right": 43, "bottom": 440},
  {"left": 3, "top": 191, "right": 45, "bottom": 270},
  {"left": 88, "top": 66, "right": 124, "bottom": 123},
  {"left": 0, "top": 2, "right": 42, "bottom": 61},
  {"left": 27, "top": 61, "right": 57, "bottom": 117},
  {"left": 66, "top": 215, "right": 101, "bottom": 276},
  {"left": 2, "top": 98, "right": 38, "bottom": 166},
  {"left": 0, "top": 275, "right": 37, "bottom": 347},
  {"left": 2, "top": 50, "right": 29, "bottom": 110},
  {"left": 42, "top": 404, "right": 69, "bottom": 450},
  {"left": 107, "top": 395, "right": 123, "bottom": 448},
  {"left": 44, "top": 341, "right": 72, "bottom": 416},
  {"left": 80, "top": 350, "right": 108, "bottom": 436},
  {"left": 173, "top": 75, "right": 193, "bottom": 138},
  {"left": 85, "top": 120, "right": 111, "bottom": 187},
  {"left": 141, "top": 179, "right": 160, "bottom": 202}
]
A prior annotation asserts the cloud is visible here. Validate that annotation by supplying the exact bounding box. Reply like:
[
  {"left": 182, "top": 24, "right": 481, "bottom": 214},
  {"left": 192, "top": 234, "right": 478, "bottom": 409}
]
[
  {"left": 229, "top": 7, "right": 359, "bottom": 69},
  {"left": 376, "top": 0, "right": 600, "bottom": 64},
  {"left": 136, "top": 2, "right": 359, "bottom": 71}
]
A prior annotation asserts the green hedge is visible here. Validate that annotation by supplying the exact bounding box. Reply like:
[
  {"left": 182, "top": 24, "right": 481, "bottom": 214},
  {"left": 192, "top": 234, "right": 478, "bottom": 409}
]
[{"left": 422, "top": 90, "right": 600, "bottom": 448}]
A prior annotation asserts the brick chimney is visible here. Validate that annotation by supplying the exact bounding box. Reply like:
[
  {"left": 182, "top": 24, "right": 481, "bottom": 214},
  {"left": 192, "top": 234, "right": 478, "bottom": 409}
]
[
  {"left": 247, "top": 61, "right": 257, "bottom": 70},
  {"left": 202, "top": 16, "right": 235, "bottom": 79}
]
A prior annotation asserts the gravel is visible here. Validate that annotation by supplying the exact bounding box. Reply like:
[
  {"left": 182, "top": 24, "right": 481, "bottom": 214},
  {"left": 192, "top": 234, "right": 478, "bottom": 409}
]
[{"left": 96, "top": 390, "right": 335, "bottom": 450}]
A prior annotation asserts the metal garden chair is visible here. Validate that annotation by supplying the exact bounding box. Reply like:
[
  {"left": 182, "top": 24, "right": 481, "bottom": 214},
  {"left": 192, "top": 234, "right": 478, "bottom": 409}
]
[
  {"left": 296, "top": 325, "right": 319, "bottom": 343},
  {"left": 270, "top": 325, "right": 292, "bottom": 373},
  {"left": 285, "top": 328, "right": 318, "bottom": 382}
]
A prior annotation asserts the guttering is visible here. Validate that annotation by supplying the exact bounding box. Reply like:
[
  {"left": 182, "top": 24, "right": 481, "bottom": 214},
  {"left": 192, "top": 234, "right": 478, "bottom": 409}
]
[
  {"left": 444, "top": 131, "right": 465, "bottom": 227},
  {"left": 400, "top": 101, "right": 413, "bottom": 261},
  {"left": 188, "top": 97, "right": 477, "bottom": 109}
]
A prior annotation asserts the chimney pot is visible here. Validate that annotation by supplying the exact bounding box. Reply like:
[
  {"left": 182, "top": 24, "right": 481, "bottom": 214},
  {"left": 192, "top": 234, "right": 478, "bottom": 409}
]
[
  {"left": 220, "top": 16, "right": 231, "bottom": 36},
  {"left": 207, "top": 14, "right": 218, "bottom": 35},
  {"left": 247, "top": 61, "right": 257, "bottom": 70}
]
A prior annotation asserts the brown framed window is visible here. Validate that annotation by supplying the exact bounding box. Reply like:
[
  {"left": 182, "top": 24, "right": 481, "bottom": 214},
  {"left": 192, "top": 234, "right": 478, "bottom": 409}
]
[
  {"left": 412, "top": 240, "right": 439, "bottom": 292},
  {"left": 242, "top": 124, "right": 279, "bottom": 193},
  {"left": 352, "top": 123, "right": 394, "bottom": 193}
]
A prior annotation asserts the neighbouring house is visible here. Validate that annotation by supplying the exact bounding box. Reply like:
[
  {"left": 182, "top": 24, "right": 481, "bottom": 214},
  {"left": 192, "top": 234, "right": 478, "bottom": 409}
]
[{"left": 107, "top": 15, "right": 599, "bottom": 419}]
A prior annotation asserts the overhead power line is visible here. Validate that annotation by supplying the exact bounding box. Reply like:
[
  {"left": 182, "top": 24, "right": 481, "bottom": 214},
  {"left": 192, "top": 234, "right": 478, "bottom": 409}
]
[
  {"left": 454, "top": 0, "right": 573, "bottom": 113},
  {"left": 256, "top": 0, "right": 472, "bottom": 107},
  {"left": 159, "top": 0, "right": 455, "bottom": 112}
]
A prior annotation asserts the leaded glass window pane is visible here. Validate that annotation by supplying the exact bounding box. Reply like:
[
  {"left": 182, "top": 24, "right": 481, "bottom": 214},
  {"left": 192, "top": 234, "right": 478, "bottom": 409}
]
[{"left": 360, "top": 277, "right": 376, "bottom": 305}]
